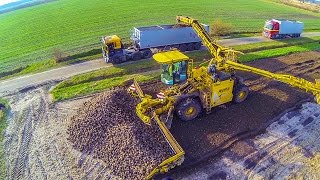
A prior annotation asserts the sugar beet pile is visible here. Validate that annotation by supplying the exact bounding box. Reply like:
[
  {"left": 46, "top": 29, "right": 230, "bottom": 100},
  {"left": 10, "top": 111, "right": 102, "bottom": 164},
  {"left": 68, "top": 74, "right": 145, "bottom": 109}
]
[{"left": 67, "top": 88, "right": 173, "bottom": 179}]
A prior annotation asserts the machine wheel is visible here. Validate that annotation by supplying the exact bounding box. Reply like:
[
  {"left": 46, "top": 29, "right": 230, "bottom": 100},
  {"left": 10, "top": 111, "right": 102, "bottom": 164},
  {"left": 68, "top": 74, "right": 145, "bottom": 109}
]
[
  {"left": 178, "top": 44, "right": 187, "bottom": 52},
  {"left": 233, "top": 85, "right": 249, "bottom": 103},
  {"left": 187, "top": 43, "right": 195, "bottom": 51},
  {"left": 176, "top": 98, "right": 202, "bottom": 121},
  {"left": 132, "top": 52, "right": 142, "bottom": 61},
  {"left": 142, "top": 49, "right": 152, "bottom": 59},
  {"left": 112, "top": 55, "right": 122, "bottom": 64},
  {"left": 194, "top": 42, "right": 202, "bottom": 50}
]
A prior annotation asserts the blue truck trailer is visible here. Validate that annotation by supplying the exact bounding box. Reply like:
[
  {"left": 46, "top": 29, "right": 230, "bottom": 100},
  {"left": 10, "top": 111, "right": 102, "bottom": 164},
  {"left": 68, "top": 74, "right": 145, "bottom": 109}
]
[
  {"left": 263, "top": 19, "right": 304, "bottom": 39},
  {"left": 101, "top": 24, "right": 209, "bottom": 64}
]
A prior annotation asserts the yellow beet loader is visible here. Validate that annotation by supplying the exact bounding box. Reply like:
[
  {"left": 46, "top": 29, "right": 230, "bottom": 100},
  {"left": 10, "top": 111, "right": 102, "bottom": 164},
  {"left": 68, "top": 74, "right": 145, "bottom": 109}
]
[{"left": 128, "top": 16, "right": 320, "bottom": 179}]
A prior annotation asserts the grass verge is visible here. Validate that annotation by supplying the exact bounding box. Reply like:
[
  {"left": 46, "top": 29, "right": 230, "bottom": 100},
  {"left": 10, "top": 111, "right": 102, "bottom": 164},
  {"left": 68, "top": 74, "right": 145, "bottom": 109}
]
[
  {"left": 0, "top": 98, "right": 9, "bottom": 179},
  {"left": 238, "top": 41, "right": 320, "bottom": 62},
  {"left": 233, "top": 36, "right": 320, "bottom": 53},
  {"left": 51, "top": 70, "right": 160, "bottom": 101}
]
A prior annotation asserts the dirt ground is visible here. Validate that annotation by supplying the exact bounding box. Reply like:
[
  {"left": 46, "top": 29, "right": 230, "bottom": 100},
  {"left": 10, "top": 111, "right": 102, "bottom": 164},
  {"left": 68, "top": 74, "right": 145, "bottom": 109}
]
[
  {"left": 3, "top": 51, "right": 320, "bottom": 179},
  {"left": 171, "top": 102, "right": 320, "bottom": 179}
]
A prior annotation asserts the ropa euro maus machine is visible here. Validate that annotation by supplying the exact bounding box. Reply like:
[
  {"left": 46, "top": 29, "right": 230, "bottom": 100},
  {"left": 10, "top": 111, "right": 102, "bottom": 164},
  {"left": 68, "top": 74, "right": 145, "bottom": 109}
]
[{"left": 127, "top": 16, "right": 320, "bottom": 179}]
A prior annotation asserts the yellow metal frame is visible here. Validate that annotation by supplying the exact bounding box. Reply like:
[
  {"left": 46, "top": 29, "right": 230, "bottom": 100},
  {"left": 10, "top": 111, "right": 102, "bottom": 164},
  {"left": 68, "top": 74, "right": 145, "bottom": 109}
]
[{"left": 127, "top": 79, "right": 185, "bottom": 179}]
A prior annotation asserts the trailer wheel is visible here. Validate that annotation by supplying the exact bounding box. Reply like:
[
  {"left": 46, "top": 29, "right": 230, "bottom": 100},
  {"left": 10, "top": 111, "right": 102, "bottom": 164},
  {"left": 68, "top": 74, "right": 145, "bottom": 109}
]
[
  {"left": 142, "top": 49, "right": 152, "bottom": 59},
  {"left": 178, "top": 44, "right": 187, "bottom": 52},
  {"left": 187, "top": 43, "right": 195, "bottom": 51},
  {"left": 132, "top": 52, "right": 142, "bottom": 61},
  {"left": 194, "top": 42, "right": 202, "bottom": 50},
  {"left": 176, "top": 98, "right": 202, "bottom": 121}
]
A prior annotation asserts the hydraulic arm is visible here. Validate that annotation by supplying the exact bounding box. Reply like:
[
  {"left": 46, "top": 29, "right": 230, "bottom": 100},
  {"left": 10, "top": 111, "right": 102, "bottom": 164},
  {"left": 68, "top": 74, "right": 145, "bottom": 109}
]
[
  {"left": 226, "top": 61, "right": 320, "bottom": 103},
  {"left": 176, "top": 16, "right": 320, "bottom": 104}
]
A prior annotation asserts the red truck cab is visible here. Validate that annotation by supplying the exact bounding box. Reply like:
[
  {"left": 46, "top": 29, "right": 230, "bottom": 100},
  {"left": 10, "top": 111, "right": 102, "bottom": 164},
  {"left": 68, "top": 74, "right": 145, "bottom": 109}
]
[{"left": 263, "top": 20, "right": 280, "bottom": 39}]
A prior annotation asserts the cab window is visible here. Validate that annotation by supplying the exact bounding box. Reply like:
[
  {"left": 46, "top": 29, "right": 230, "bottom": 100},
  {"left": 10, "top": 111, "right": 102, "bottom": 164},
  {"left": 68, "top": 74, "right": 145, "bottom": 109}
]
[{"left": 161, "top": 61, "right": 187, "bottom": 85}]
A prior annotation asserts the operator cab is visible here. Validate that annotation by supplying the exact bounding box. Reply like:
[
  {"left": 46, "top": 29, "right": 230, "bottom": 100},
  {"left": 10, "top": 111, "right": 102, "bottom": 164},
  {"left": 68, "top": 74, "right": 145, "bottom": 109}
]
[
  {"left": 153, "top": 50, "right": 189, "bottom": 85},
  {"left": 101, "top": 35, "right": 125, "bottom": 63},
  {"left": 103, "top": 35, "right": 123, "bottom": 51}
]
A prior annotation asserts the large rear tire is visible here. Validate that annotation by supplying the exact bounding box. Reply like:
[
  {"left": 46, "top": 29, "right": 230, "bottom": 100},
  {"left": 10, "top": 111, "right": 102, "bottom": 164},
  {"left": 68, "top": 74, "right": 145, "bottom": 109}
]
[
  {"left": 233, "top": 85, "right": 249, "bottom": 103},
  {"left": 176, "top": 98, "right": 202, "bottom": 121}
]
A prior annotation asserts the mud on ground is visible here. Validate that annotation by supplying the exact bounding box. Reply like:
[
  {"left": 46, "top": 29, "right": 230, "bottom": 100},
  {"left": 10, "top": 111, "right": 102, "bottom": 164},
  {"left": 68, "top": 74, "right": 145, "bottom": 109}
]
[{"left": 3, "top": 51, "right": 320, "bottom": 179}]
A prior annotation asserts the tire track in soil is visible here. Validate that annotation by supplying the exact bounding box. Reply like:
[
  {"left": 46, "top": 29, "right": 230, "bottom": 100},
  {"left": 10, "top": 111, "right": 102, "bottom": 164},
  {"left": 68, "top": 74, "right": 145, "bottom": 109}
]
[{"left": 10, "top": 88, "right": 49, "bottom": 180}]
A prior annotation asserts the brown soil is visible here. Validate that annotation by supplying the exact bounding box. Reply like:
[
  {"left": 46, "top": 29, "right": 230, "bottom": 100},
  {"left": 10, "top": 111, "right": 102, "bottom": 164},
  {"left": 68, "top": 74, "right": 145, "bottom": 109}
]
[{"left": 67, "top": 89, "right": 173, "bottom": 179}]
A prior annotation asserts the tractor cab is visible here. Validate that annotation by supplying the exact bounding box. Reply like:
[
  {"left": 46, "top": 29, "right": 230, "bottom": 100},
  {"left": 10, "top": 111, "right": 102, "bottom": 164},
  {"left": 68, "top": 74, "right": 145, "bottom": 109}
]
[
  {"left": 153, "top": 50, "right": 189, "bottom": 85},
  {"left": 101, "top": 35, "right": 124, "bottom": 63},
  {"left": 103, "top": 35, "right": 123, "bottom": 51}
]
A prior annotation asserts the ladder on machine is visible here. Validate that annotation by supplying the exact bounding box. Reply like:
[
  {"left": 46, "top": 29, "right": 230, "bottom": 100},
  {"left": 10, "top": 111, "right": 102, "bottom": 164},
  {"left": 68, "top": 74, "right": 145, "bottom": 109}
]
[{"left": 202, "top": 89, "right": 212, "bottom": 114}]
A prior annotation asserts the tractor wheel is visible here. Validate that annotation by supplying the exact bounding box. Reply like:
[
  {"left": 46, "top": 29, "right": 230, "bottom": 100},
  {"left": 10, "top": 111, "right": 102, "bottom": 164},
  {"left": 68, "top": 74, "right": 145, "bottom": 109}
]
[
  {"left": 142, "top": 49, "right": 152, "bottom": 59},
  {"left": 233, "top": 85, "right": 249, "bottom": 103},
  {"left": 176, "top": 98, "right": 202, "bottom": 121},
  {"left": 194, "top": 42, "right": 202, "bottom": 50},
  {"left": 132, "top": 52, "right": 142, "bottom": 61},
  {"left": 178, "top": 44, "right": 187, "bottom": 52},
  {"left": 112, "top": 55, "right": 122, "bottom": 64},
  {"left": 187, "top": 43, "right": 195, "bottom": 51}
]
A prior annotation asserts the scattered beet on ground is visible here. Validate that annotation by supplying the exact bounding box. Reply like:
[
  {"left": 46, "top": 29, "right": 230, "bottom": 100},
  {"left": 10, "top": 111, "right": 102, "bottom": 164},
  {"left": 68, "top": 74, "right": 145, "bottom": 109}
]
[{"left": 67, "top": 88, "right": 174, "bottom": 179}]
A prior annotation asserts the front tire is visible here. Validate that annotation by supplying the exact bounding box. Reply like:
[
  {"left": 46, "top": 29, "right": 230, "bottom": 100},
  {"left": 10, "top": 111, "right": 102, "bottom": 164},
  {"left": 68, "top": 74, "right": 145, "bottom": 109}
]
[
  {"left": 176, "top": 98, "right": 202, "bottom": 121},
  {"left": 112, "top": 55, "right": 122, "bottom": 64}
]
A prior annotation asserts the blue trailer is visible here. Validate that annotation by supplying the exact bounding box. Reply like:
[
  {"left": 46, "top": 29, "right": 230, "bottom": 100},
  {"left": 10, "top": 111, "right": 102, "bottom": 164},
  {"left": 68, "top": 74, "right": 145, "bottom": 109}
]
[{"left": 101, "top": 24, "right": 209, "bottom": 64}]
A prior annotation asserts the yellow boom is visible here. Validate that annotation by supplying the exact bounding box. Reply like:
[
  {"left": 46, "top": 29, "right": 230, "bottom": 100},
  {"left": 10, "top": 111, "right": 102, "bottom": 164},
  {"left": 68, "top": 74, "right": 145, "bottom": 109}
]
[{"left": 176, "top": 16, "right": 320, "bottom": 104}]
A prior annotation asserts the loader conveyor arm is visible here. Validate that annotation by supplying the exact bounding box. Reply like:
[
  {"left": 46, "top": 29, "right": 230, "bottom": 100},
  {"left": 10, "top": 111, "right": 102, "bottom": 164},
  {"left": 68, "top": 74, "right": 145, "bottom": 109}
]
[
  {"left": 176, "top": 16, "right": 241, "bottom": 67},
  {"left": 226, "top": 60, "right": 320, "bottom": 103},
  {"left": 146, "top": 114, "right": 185, "bottom": 179}
]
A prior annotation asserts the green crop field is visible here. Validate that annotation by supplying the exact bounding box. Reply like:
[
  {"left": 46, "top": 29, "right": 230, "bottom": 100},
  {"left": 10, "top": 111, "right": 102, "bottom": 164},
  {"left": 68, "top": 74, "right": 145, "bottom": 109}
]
[{"left": 1, "top": 0, "right": 320, "bottom": 74}]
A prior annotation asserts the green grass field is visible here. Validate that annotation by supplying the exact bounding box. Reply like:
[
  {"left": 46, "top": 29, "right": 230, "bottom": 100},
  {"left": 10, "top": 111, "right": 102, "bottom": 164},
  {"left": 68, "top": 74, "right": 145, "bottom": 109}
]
[{"left": 1, "top": 0, "right": 320, "bottom": 74}]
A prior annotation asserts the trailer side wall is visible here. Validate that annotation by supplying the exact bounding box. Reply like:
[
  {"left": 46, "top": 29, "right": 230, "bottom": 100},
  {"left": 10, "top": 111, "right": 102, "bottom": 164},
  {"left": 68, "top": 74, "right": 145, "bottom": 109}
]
[{"left": 132, "top": 24, "right": 209, "bottom": 49}]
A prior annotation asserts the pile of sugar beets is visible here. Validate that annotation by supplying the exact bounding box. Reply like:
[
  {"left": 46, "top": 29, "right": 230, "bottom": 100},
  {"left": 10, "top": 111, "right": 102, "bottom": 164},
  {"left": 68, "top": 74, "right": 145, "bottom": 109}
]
[{"left": 67, "top": 88, "right": 173, "bottom": 179}]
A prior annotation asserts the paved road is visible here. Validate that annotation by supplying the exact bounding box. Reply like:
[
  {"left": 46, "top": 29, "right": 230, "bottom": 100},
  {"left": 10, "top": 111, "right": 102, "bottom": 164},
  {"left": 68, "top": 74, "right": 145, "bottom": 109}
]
[{"left": 1, "top": 32, "right": 319, "bottom": 96}]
